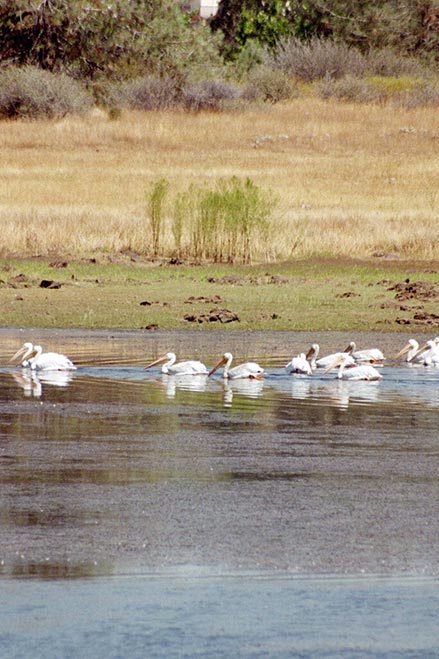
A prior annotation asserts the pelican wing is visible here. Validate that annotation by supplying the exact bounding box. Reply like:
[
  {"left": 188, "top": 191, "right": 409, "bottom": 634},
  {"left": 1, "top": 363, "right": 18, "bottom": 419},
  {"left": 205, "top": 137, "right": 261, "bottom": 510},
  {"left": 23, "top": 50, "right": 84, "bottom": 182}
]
[
  {"left": 168, "top": 360, "right": 208, "bottom": 375},
  {"left": 229, "top": 361, "right": 264, "bottom": 380}
]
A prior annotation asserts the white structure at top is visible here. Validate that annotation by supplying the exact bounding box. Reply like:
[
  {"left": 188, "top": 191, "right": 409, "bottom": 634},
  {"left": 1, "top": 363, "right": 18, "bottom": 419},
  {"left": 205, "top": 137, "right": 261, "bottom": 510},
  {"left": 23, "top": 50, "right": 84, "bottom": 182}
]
[{"left": 181, "top": 0, "right": 219, "bottom": 19}]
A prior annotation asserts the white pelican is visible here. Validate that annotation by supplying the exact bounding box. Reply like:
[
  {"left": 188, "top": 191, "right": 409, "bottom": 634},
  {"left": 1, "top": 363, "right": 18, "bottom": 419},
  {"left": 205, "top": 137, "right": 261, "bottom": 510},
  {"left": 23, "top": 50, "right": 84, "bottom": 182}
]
[
  {"left": 144, "top": 352, "right": 208, "bottom": 375},
  {"left": 11, "top": 342, "right": 76, "bottom": 371},
  {"left": 411, "top": 337, "right": 439, "bottom": 366},
  {"left": 324, "top": 354, "right": 383, "bottom": 381},
  {"left": 395, "top": 339, "right": 424, "bottom": 363},
  {"left": 351, "top": 342, "right": 384, "bottom": 364},
  {"left": 208, "top": 352, "right": 264, "bottom": 380},
  {"left": 315, "top": 342, "right": 356, "bottom": 369},
  {"left": 285, "top": 353, "right": 312, "bottom": 375}
]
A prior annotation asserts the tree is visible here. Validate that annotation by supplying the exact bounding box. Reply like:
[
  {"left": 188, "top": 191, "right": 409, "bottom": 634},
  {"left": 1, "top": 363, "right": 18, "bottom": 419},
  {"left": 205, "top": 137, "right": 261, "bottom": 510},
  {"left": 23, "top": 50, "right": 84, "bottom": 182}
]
[
  {"left": 211, "top": 0, "right": 439, "bottom": 62},
  {"left": 0, "top": 0, "right": 223, "bottom": 82}
]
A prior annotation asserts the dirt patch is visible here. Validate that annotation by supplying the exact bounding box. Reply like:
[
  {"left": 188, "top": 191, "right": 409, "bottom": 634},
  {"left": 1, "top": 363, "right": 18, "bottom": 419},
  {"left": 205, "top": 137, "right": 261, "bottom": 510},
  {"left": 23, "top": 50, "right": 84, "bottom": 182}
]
[
  {"left": 184, "top": 307, "right": 240, "bottom": 324},
  {"left": 207, "top": 273, "right": 290, "bottom": 286},
  {"left": 139, "top": 300, "right": 169, "bottom": 307},
  {"left": 389, "top": 280, "right": 439, "bottom": 301},
  {"left": 396, "top": 311, "right": 439, "bottom": 327},
  {"left": 0, "top": 273, "right": 34, "bottom": 288},
  {"left": 335, "top": 291, "right": 361, "bottom": 298},
  {"left": 40, "top": 279, "right": 62, "bottom": 289},
  {"left": 185, "top": 295, "right": 223, "bottom": 304}
]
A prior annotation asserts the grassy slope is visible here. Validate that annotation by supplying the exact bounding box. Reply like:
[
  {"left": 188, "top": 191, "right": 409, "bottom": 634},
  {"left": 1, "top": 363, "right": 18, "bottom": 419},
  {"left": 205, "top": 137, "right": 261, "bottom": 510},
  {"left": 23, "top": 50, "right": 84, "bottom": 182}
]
[{"left": 1, "top": 256, "right": 437, "bottom": 331}]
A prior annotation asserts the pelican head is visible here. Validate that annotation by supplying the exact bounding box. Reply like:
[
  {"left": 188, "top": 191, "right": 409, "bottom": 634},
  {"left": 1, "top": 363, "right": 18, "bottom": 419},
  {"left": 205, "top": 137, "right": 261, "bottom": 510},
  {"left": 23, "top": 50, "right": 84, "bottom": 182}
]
[
  {"left": 395, "top": 339, "right": 418, "bottom": 360},
  {"left": 10, "top": 342, "right": 35, "bottom": 364},
  {"left": 208, "top": 352, "right": 231, "bottom": 377},
  {"left": 305, "top": 343, "right": 319, "bottom": 368},
  {"left": 144, "top": 352, "right": 176, "bottom": 370},
  {"left": 344, "top": 341, "right": 356, "bottom": 354}
]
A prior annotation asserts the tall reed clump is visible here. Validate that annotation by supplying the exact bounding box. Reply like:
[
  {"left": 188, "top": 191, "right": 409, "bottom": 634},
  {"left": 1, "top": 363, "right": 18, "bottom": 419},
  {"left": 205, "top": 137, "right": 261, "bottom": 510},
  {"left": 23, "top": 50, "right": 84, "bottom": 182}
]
[
  {"left": 147, "top": 178, "right": 169, "bottom": 256},
  {"left": 167, "top": 177, "right": 275, "bottom": 263}
]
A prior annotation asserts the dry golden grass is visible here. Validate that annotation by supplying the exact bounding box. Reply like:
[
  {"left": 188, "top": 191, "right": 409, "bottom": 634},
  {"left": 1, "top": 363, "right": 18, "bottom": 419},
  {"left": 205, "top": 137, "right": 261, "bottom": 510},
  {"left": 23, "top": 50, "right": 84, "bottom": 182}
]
[{"left": 1, "top": 99, "right": 439, "bottom": 261}]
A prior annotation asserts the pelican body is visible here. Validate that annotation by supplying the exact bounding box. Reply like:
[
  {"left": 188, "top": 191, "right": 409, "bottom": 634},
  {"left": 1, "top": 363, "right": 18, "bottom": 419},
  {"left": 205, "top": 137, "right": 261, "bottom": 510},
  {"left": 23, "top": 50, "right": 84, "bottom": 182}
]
[
  {"left": 11, "top": 342, "right": 76, "bottom": 371},
  {"left": 144, "top": 352, "right": 208, "bottom": 375},
  {"left": 315, "top": 342, "right": 356, "bottom": 369},
  {"left": 352, "top": 344, "right": 384, "bottom": 364},
  {"left": 209, "top": 352, "right": 264, "bottom": 380},
  {"left": 324, "top": 354, "right": 383, "bottom": 381},
  {"left": 411, "top": 338, "right": 439, "bottom": 366},
  {"left": 285, "top": 353, "right": 312, "bottom": 375}
]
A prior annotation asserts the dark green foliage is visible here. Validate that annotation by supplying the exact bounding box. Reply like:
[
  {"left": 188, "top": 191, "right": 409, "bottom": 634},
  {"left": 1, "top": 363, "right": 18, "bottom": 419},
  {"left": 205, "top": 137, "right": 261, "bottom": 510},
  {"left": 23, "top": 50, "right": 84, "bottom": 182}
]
[
  {"left": 0, "top": 0, "right": 223, "bottom": 83},
  {"left": 212, "top": 0, "right": 439, "bottom": 64}
]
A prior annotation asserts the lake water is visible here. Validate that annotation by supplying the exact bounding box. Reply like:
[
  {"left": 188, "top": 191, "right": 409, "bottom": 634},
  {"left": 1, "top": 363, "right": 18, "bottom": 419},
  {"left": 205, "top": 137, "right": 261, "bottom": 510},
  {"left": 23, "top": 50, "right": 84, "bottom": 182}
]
[{"left": 1, "top": 328, "right": 439, "bottom": 657}]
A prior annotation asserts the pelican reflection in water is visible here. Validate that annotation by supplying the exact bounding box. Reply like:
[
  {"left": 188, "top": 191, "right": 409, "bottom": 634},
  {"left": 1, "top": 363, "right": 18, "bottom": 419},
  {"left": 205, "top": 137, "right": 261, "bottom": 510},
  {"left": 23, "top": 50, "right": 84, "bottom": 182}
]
[
  {"left": 222, "top": 378, "right": 264, "bottom": 406},
  {"left": 160, "top": 373, "right": 208, "bottom": 398},
  {"left": 10, "top": 370, "right": 74, "bottom": 398}
]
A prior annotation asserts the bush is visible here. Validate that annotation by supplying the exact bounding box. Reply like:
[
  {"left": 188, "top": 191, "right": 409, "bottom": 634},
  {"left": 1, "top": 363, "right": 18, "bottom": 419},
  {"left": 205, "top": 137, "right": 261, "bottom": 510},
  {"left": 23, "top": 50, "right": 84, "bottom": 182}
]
[
  {"left": 316, "top": 73, "right": 439, "bottom": 108},
  {"left": 316, "top": 75, "right": 381, "bottom": 103},
  {"left": 244, "top": 65, "right": 297, "bottom": 103},
  {"left": 363, "top": 49, "right": 427, "bottom": 78},
  {"left": 182, "top": 79, "right": 241, "bottom": 112},
  {"left": 393, "top": 82, "right": 439, "bottom": 109},
  {"left": 0, "top": 66, "right": 92, "bottom": 119},
  {"left": 272, "top": 37, "right": 366, "bottom": 82},
  {"left": 107, "top": 75, "right": 179, "bottom": 111}
]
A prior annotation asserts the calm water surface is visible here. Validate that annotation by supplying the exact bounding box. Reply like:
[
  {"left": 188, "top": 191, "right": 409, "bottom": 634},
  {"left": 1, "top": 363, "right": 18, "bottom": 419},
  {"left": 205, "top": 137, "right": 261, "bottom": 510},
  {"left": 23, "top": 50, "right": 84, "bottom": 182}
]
[{"left": 1, "top": 328, "right": 438, "bottom": 657}]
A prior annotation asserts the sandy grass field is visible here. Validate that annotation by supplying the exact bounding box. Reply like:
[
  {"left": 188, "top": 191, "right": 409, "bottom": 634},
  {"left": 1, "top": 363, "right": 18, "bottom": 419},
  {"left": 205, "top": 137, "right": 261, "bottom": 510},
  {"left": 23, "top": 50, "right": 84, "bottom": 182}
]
[{"left": 1, "top": 98, "right": 439, "bottom": 330}]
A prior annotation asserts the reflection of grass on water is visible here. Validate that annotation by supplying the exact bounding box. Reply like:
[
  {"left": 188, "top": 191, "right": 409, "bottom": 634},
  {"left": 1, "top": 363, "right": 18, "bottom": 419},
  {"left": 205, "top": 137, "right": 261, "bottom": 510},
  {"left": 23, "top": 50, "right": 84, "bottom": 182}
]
[{"left": 1, "top": 256, "right": 438, "bottom": 332}]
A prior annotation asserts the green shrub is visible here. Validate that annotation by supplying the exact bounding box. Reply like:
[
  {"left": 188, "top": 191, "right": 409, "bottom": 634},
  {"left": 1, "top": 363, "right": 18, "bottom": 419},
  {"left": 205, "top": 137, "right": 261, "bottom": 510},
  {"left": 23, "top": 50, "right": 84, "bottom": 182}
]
[
  {"left": 190, "top": 177, "right": 274, "bottom": 263},
  {"left": 0, "top": 66, "right": 92, "bottom": 119},
  {"left": 161, "top": 177, "right": 276, "bottom": 263}
]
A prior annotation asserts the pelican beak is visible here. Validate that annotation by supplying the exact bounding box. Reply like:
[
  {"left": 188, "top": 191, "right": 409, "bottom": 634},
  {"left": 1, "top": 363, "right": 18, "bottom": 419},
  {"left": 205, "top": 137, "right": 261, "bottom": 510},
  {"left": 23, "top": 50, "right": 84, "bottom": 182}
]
[
  {"left": 208, "top": 356, "right": 227, "bottom": 377},
  {"left": 144, "top": 354, "right": 167, "bottom": 370},
  {"left": 10, "top": 345, "right": 29, "bottom": 363},
  {"left": 395, "top": 343, "right": 411, "bottom": 359},
  {"left": 305, "top": 346, "right": 315, "bottom": 360},
  {"left": 322, "top": 354, "right": 343, "bottom": 374}
]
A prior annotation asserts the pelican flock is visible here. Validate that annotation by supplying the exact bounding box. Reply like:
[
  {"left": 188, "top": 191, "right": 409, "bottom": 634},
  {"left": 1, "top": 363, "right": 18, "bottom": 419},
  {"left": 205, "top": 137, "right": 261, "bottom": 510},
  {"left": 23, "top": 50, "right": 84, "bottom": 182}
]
[{"left": 8, "top": 336, "right": 439, "bottom": 394}]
